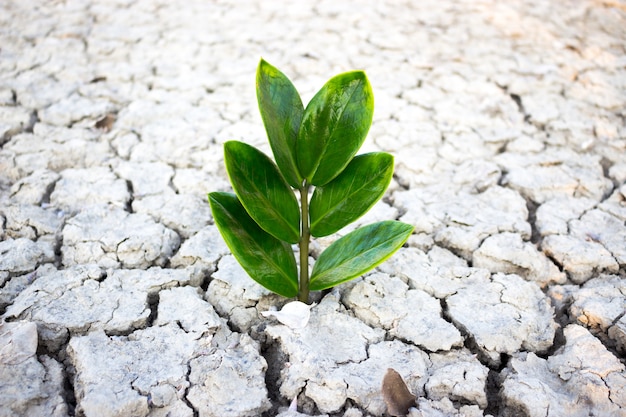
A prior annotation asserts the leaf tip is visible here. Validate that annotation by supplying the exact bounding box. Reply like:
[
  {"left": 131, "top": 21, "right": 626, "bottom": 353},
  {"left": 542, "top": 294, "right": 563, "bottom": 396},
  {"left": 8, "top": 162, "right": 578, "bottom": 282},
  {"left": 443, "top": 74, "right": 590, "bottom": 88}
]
[
  {"left": 257, "top": 58, "right": 267, "bottom": 75},
  {"left": 261, "top": 301, "right": 315, "bottom": 329}
]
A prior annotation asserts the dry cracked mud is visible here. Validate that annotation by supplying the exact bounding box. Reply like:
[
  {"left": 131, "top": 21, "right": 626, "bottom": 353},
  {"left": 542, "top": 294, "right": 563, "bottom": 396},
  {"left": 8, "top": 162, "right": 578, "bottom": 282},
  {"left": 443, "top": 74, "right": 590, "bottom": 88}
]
[{"left": 0, "top": 1, "right": 625, "bottom": 416}]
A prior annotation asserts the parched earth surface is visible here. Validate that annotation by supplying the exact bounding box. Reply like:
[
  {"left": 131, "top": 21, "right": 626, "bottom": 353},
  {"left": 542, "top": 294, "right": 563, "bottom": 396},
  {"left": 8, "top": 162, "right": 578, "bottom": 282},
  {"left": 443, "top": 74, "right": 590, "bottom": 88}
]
[{"left": 0, "top": 1, "right": 625, "bottom": 416}]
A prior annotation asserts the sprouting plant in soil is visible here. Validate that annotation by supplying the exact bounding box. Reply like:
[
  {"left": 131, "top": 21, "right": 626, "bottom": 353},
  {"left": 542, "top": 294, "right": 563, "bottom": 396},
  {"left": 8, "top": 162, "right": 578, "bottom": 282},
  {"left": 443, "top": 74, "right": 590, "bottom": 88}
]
[{"left": 208, "top": 59, "right": 414, "bottom": 304}]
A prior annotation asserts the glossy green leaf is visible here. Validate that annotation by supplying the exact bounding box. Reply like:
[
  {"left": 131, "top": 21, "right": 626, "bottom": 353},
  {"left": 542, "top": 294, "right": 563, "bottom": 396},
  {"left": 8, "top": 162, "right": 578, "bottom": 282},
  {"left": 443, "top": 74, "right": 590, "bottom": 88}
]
[
  {"left": 310, "top": 152, "right": 394, "bottom": 237},
  {"left": 309, "top": 221, "right": 414, "bottom": 291},
  {"left": 256, "top": 59, "right": 304, "bottom": 188},
  {"left": 208, "top": 192, "right": 298, "bottom": 298},
  {"left": 297, "top": 70, "right": 374, "bottom": 186},
  {"left": 224, "top": 140, "right": 300, "bottom": 244}
]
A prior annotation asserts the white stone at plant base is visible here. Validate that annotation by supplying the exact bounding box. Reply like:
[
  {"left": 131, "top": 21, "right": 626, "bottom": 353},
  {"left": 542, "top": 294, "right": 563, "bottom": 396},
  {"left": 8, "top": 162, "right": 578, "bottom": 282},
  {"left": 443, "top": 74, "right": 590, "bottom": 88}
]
[
  {"left": 50, "top": 167, "right": 130, "bottom": 212},
  {"left": 0, "top": 321, "right": 67, "bottom": 417},
  {"left": 2, "top": 265, "right": 194, "bottom": 351},
  {"left": 132, "top": 193, "right": 211, "bottom": 239},
  {"left": 495, "top": 148, "right": 613, "bottom": 204},
  {"left": 206, "top": 254, "right": 283, "bottom": 332},
  {"left": 344, "top": 273, "right": 463, "bottom": 351},
  {"left": 472, "top": 232, "right": 565, "bottom": 287},
  {"left": 62, "top": 206, "right": 180, "bottom": 269},
  {"left": 568, "top": 275, "right": 626, "bottom": 351},
  {"left": 501, "top": 324, "right": 626, "bottom": 417},
  {"left": 0, "top": 237, "right": 55, "bottom": 286},
  {"left": 446, "top": 273, "right": 557, "bottom": 366},
  {"left": 542, "top": 234, "right": 619, "bottom": 283},
  {"left": 394, "top": 186, "right": 530, "bottom": 260},
  {"left": 262, "top": 301, "right": 314, "bottom": 329},
  {"left": 8, "top": 169, "right": 60, "bottom": 205},
  {"left": 266, "top": 293, "right": 435, "bottom": 415}
]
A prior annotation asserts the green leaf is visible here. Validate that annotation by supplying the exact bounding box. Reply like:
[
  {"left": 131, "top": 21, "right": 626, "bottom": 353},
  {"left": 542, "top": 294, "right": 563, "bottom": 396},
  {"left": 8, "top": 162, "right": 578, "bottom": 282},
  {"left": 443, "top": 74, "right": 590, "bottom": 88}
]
[
  {"left": 309, "top": 221, "right": 414, "bottom": 291},
  {"left": 256, "top": 59, "right": 304, "bottom": 188},
  {"left": 224, "top": 140, "right": 300, "bottom": 244},
  {"left": 208, "top": 192, "right": 298, "bottom": 298},
  {"left": 297, "top": 70, "right": 374, "bottom": 186},
  {"left": 310, "top": 152, "right": 394, "bottom": 237}
]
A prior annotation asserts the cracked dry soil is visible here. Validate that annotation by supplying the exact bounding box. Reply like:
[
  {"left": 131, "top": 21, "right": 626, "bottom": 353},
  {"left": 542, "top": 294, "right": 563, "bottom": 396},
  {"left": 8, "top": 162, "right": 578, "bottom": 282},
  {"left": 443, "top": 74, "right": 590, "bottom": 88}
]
[{"left": 1, "top": 0, "right": 625, "bottom": 416}]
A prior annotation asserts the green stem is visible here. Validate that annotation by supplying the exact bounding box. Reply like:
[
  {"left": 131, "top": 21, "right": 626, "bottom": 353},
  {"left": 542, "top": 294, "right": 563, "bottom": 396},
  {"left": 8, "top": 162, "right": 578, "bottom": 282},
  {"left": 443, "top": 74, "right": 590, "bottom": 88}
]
[{"left": 298, "top": 183, "right": 310, "bottom": 303}]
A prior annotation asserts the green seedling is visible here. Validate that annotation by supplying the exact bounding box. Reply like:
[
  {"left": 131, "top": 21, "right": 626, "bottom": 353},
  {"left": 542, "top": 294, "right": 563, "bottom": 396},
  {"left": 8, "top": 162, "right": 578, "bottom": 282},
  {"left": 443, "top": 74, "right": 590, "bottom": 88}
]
[{"left": 208, "top": 59, "right": 414, "bottom": 304}]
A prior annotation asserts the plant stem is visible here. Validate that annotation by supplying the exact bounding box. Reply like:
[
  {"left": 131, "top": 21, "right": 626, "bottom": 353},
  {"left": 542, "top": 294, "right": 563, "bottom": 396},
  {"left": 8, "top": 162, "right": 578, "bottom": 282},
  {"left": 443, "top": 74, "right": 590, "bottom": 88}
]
[{"left": 298, "top": 183, "right": 310, "bottom": 303}]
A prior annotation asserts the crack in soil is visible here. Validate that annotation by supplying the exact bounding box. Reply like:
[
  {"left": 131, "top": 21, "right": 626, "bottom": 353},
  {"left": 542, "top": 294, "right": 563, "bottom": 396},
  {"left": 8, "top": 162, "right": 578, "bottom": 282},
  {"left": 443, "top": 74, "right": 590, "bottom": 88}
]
[
  {"left": 484, "top": 368, "right": 504, "bottom": 416},
  {"left": 181, "top": 360, "right": 199, "bottom": 417},
  {"left": 145, "top": 291, "right": 159, "bottom": 328},
  {"left": 260, "top": 339, "right": 290, "bottom": 417}
]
